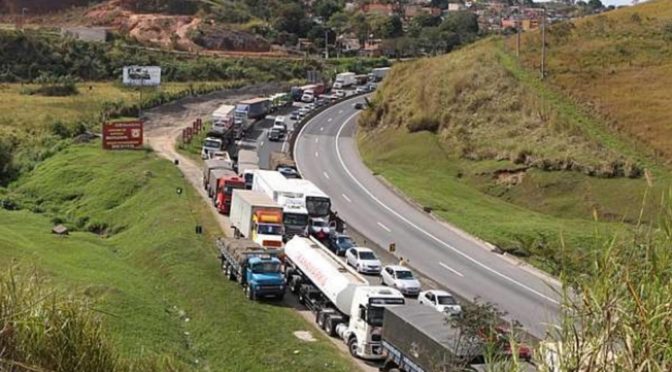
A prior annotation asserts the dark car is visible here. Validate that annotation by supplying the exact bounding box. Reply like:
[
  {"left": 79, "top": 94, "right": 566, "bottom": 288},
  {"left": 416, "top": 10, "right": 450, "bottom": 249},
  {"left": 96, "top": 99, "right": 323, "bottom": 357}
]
[
  {"left": 354, "top": 102, "right": 364, "bottom": 110},
  {"left": 328, "top": 233, "right": 356, "bottom": 256},
  {"left": 277, "top": 166, "right": 300, "bottom": 179}
]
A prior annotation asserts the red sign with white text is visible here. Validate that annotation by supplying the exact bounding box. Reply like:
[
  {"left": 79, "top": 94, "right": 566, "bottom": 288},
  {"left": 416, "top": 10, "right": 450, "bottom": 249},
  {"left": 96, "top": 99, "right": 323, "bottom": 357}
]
[{"left": 103, "top": 121, "right": 144, "bottom": 150}]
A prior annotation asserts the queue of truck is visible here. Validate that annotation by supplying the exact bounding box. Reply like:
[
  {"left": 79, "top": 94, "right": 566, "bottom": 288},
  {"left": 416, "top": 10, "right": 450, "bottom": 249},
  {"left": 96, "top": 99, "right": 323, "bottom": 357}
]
[{"left": 194, "top": 69, "right": 534, "bottom": 369}]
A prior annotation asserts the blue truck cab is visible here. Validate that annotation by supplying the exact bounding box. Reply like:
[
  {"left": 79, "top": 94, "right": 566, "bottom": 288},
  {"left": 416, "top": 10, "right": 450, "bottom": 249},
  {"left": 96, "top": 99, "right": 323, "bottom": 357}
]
[{"left": 244, "top": 255, "right": 285, "bottom": 300}]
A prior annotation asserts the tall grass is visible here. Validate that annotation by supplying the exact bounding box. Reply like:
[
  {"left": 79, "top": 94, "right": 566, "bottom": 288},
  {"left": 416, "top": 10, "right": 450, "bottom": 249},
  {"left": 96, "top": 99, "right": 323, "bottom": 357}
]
[{"left": 0, "top": 267, "right": 124, "bottom": 371}]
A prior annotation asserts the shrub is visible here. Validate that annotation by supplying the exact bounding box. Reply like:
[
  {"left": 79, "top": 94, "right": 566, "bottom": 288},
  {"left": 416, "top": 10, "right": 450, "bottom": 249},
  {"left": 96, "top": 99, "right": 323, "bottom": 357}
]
[{"left": 407, "top": 115, "right": 440, "bottom": 133}]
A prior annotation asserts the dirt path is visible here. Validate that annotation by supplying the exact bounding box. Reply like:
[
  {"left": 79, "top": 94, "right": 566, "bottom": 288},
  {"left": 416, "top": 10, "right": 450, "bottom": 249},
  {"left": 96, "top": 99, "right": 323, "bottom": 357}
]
[{"left": 143, "top": 85, "right": 377, "bottom": 372}]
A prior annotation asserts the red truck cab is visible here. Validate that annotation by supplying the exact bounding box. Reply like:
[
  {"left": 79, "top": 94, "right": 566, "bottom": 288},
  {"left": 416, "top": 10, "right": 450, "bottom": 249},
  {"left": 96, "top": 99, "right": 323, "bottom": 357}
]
[{"left": 215, "top": 176, "right": 246, "bottom": 215}]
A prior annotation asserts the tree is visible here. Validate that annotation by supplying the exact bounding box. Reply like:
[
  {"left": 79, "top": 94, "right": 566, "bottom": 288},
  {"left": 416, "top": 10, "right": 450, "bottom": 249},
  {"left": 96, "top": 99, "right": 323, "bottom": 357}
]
[
  {"left": 272, "top": 2, "right": 312, "bottom": 37},
  {"left": 588, "top": 0, "right": 604, "bottom": 10},
  {"left": 314, "top": 0, "right": 342, "bottom": 21}
]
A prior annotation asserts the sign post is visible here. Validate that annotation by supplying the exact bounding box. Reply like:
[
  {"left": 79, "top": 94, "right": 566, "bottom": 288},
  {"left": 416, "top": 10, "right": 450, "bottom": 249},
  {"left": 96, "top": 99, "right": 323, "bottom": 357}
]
[{"left": 102, "top": 121, "right": 144, "bottom": 150}]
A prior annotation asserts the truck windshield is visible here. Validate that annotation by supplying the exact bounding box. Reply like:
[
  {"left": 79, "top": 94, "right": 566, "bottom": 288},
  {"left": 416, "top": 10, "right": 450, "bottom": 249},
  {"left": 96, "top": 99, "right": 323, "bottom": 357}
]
[
  {"left": 204, "top": 140, "right": 221, "bottom": 148},
  {"left": 366, "top": 306, "right": 385, "bottom": 327},
  {"left": 257, "top": 224, "right": 282, "bottom": 235},
  {"left": 252, "top": 262, "right": 281, "bottom": 274},
  {"left": 224, "top": 184, "right": 244, "bottom": 194},
  {"left": 306, "top": 197, "right": 331, "bottom": 217},
  {"left": 284, "top": 213, "right": 308, "bottom": 227}
]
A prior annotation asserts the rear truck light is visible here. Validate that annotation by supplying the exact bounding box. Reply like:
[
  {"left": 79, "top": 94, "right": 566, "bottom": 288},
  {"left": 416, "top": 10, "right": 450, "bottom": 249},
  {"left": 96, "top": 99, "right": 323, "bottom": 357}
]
[{"left": 263, "top": 240, "right": 283, "bottom": 248}]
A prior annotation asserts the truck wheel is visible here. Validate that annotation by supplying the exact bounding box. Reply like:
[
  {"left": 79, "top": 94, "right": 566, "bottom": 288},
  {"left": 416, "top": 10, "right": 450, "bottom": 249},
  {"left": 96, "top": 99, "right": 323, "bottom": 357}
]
[
  {"left": 347, "top": 337, "right": 358, "bottom": 357},
  {"left": 245, "top": 286, "right": 255, "bottom": 300},
  {"left": 324, "top": 316, "right": 336, "bottom": 337},
  {"left": 276, "top": 292, "right": 284, "bottom": 301},
  {"left": 316, "top": 311, "right": 325, "bottom": 328},
  {"left": 226, "top": 266, "right": 236, "bottom": 281}
]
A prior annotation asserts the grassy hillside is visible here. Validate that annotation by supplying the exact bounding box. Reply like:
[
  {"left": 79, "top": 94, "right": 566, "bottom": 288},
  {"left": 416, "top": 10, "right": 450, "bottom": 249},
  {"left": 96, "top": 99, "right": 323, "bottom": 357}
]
[
  {"left": 512, "top": 0, "right": 672, "bottom": 162},
  {"left": 358, "top": 5, "right": 672, "bottom": 274},
  {"left": 0, "top": 144, "right": 354, "bottom": 371}
]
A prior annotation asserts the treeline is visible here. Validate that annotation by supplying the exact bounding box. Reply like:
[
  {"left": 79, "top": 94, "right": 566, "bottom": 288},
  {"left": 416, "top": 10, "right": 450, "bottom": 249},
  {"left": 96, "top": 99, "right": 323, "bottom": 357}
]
[{"left": 0, "top": 30, "right": 319, "bottom": 83}]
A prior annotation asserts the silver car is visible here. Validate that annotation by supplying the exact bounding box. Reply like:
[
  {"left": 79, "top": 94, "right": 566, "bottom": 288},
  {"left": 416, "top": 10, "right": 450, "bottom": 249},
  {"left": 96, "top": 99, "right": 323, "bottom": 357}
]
[
  {"left": 381, "top": 265, "right": 421, "bottom": 296},
  {"left": 345, "top": 247, "right": 382, "bottom": 275}
]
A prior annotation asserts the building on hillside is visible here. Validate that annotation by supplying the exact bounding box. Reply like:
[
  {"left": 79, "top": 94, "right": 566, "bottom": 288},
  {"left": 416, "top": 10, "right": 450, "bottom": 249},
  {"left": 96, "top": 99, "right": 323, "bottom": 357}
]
[
  {"left": 60, "top": 27, "right": 110, "bottom": 42},
  {"left": 405, "top": 5, "right": 442, "bottom": 19},
  {"left": 447, "top": 3, "right": 466, "bottom": 12},
  {"left": 339, "top": 36, "right": 361, "bottom": 53},
  {"left": 361, "top": 3, "right": 395, "bottom": 16},
  {"left": 360, "top": 39, "right": 383, "bottom": 57}
]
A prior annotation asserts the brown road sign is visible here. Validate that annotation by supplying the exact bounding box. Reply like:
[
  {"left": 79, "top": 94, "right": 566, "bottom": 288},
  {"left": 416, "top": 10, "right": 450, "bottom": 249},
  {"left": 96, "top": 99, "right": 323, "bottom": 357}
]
[{"left": 103, "top": 121, "right": 144, "bottom": 150}]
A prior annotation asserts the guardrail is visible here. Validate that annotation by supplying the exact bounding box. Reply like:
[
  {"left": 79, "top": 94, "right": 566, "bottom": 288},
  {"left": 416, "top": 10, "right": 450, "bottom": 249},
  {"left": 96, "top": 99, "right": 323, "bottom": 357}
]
[{"left": 288, "top": 92, "right": 370, "bottom": 156}]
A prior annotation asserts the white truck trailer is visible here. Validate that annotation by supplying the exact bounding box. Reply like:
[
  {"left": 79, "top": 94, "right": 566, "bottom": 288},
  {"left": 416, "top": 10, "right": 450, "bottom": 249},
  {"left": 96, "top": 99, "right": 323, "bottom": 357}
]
[
  {"left": 252, "top": 170, "right": 309, "bottom": 239},
  {"left": 236, "top": 149, "right": 259, "bottom": 189},
  {"left": 284, "top": 236, "right": 405, "bottom": 360},
  {"left": 333, "top": 72, "right": 356, "bottom": 89},
  {"left": 230, "top": 190, "right": 284, "bottom": 250},
  {"left": 211, "top": 104, "right": 236, "bottom": 135}
]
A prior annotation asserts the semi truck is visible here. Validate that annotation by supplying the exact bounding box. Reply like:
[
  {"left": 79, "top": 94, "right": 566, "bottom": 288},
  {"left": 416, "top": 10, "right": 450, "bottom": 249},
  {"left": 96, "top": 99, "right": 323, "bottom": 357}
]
[
  {"left": 214, "top": 174, "right": 246, "bottom": 215},
  {"left": 291, "top": 84, "right": 326, "bottom": 101},
  {"left": 379, "top": 305, "right": 484, "bottom": 372},
  {"left": 369, "top": 67, "right": 391, "bottom": 82},
  {"left": 333, "top": 72, "right": 356, "bottom": 89},
  {"left": 268, "top": 151, "right": 300, "bottom": 179},
  {"left": 230, "top": 190, "right": 284, "bottom": 250},
  {"left": 285, "top": 178, "right": 332, "bottom": 219},
  {"left": 203, "top": 156, "right": 234, "bottom": 191},
  {"left": 216, "top": 237, "right": 285, "bottom": 300},
  {"left": 236, "top": 97, "right": 271, "bottom": 120},
  {"left": 236, "top": 149, "right": 259, "bottom": 189},
  {"left": 284, "top": 236, "right": 405, "bottom": 359},
  {"left": 252, "top": 170, "right": 310, "bottom": 239},
  {"left": 211, "top": 104, "right": 236, "bottom": 135}
]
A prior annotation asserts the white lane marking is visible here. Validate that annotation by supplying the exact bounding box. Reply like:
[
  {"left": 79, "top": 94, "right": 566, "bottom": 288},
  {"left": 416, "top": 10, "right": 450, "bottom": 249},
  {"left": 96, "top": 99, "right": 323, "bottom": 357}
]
[
  {"left": 342, "top": 193, "right": 352, "bottom": 203},
  {"left": 260, "top": 140, "right": 264, "bottom": 147},
  {"left": 338, "top": 110, "right": 343, "bottom": 114},
  {"left": 281, "top": 137, "right": 288, "bottom": 153},
  {"left": 315, "top": 138, "right": 319, "bottom": 143},
  {"left": 323, "top": 171, "right": 330, "bottom": 179},
  {"left": 328, "top": 118, "right": 333, "bottom": 122},
  {"left": 320, "top": 127, "right": 324, "bottom": 131},
  {"left": 377, "top": 222, "right": 391, "bottom": 232},
  {"left": 332, "top": 113, "right": 560, "bottom": 306},
  {"left": 315, "top": 151, "right": 319, "bottom": 158},
  {"left": 440, "top": 262, "right": 464, "bottom": 278}
]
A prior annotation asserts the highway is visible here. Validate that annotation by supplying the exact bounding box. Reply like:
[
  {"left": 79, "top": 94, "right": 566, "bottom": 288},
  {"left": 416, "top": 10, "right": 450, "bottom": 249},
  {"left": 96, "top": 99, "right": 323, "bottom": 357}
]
[{"left": 293, "top": 95, "right": 562, "bottom": 338}]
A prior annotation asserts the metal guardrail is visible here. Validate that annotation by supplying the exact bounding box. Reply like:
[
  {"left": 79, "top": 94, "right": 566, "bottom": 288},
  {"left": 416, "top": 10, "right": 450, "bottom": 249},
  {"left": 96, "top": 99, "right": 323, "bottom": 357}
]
[{"left": 288, "top": 91, "right": 370, "bottom": 156}]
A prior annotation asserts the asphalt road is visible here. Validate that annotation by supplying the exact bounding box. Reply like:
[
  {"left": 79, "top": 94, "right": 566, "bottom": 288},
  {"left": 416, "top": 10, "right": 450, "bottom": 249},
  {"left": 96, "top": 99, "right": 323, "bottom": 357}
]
[{"left": 293, "top": 96, "right": 562, "bottom": 339}]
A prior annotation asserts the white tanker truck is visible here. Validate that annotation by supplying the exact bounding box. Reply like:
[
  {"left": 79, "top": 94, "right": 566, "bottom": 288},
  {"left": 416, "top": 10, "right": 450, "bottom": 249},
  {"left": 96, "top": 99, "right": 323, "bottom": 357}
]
[{"left": 284, "top": 236, "right": 405, "bottom": 359}]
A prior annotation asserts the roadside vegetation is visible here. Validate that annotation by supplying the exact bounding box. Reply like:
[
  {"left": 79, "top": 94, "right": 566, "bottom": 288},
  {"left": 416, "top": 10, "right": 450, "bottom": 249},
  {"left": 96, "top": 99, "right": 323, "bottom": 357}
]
[
  {"left": 358, "top": 2, "right": 672, "bottom": 276},
  {"left": 0, "top": 144, "right": 355, "bottom": 371}
]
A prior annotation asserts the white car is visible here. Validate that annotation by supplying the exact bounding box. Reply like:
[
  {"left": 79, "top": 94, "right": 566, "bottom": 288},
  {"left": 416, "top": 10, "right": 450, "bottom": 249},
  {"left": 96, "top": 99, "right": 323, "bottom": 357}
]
[
  {"left": 345, "top": 247, "right": 381, "bottom": 275},
  {"left": 418, "top": 290, "right": 462, "bottom": 316},
  {"left": 334, "top": 90, "right": 346, "bottom": 98},
  {"left": 381, "top": 265, "right": 421, "bottom": 296}
]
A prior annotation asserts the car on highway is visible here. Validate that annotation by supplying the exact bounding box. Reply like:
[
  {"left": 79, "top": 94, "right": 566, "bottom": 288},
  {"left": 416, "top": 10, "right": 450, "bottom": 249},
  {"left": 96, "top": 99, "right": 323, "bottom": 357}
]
[
  {"left": 345, "top": 247, "right": 381, "bottom": 275},
  {"left": 289, "top": 111, "right": 300, "bottom": 120},
  {"left": 315, "top": 98, "right": 327, "bottom": 107},
  {"left": 334, "top": 90, "right": 346, "bottom": 98},
  {"left": 479, "top": 325, "right": 533, "bottom": 362},
  {"left": 305, "top": 217, "right": 330, "bottom": 240},
  {"left": 353, "top": 102, "right": 364, "bottom": 110},
  {"left": 277, "top": 165, "right": 300, "bottom": 179},
  {"left": 327, "top": 233, "right": 356, "bottom": 256},
  {"left": 418, "top": 289, "right": 462, "bottom": 316},
  {"left": 298, "top": 107, "right": 309, "bottom": 117},
  {"left": 355, "top": 86, "right": 367, "bottom": 94},
  {"left": 306, "top": 103, "right": 316, "bottom": 111},
  {"left": 381, "top": 265, "right": 421, "bottom": 296},
  {"left": 268, "top": 120, "right": 286, "bottom": 141},
  {"left": 367, "top": 83, "right": 377, "bottom": 91}
]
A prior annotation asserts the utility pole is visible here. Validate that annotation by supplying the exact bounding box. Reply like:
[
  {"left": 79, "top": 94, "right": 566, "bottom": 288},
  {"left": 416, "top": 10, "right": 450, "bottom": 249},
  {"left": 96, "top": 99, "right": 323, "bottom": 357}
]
[
  {"left": 324, "top": 29, "right": 329, "bottom": 59},
  {"left": 20, "top": 8, "right": 28, "bottom": 29},
  {"left": 540, "top": 7, "right": 546, "bottom": 80},
  {"left": 516, "top": 19, "right": 521, "bottom": 58}
]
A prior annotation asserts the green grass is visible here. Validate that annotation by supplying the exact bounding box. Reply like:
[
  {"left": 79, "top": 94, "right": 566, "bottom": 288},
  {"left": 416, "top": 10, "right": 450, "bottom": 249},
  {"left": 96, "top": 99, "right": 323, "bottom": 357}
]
[
  {"left": 358, "top": 128, "right": 637, "bottom": 274},
  {"left": 0, "top": 143, "right": 355, "bottom": 371},
  {"left": 177, "top": 121, "right": 212, "bottom": 164}
]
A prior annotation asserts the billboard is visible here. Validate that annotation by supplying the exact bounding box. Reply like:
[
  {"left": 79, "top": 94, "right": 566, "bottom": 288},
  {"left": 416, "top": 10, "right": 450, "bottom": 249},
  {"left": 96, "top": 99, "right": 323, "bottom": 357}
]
[
  {"left": 122, "top": 66, "right": 161, "bottom": 86},
  {"left": 103, "top": 121, "right": 144, "bottom": 150}
]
